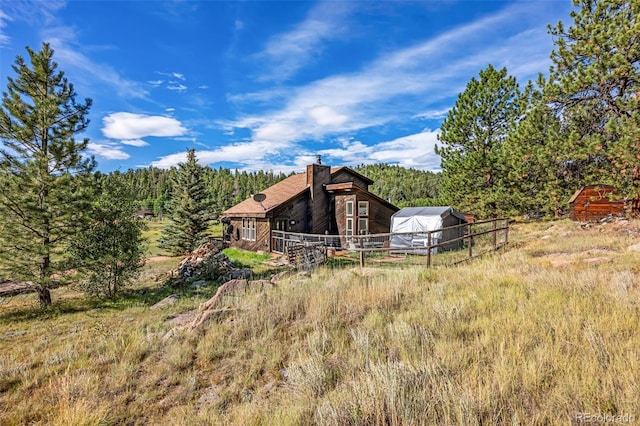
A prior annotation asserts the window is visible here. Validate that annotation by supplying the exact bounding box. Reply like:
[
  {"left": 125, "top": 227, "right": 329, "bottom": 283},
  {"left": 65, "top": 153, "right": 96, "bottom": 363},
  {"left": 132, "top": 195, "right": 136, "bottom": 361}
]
[
  {"left": 358, "top": 218, "right": 369, "bottom": 235},
  {"left": 346, "top": 218, "right": 353, "bottom": 239},
  {"left": 346, "top": 200, "right": 354, "bottom": 217},
  {"left": 242, "top": 218, "right": 256, "bottom": 241},
  {"left": 358, "top": 201, "right": 369, "bottom": 217}
]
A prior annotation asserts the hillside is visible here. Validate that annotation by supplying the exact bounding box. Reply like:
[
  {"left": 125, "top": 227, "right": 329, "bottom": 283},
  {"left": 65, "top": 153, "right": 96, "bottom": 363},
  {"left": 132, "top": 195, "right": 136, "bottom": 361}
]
[{"left": 1, "top": 219, "right": 639, "bottom": 424}]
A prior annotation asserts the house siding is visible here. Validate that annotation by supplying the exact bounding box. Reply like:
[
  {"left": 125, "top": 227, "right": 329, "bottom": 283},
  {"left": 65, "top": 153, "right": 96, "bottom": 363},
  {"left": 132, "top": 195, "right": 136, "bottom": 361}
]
[
  {"left": 331, "top": 169, "right": 370, "bottom": 190},
  {"left": 228, "top": 218, "right": 271, "bottom": 252}
]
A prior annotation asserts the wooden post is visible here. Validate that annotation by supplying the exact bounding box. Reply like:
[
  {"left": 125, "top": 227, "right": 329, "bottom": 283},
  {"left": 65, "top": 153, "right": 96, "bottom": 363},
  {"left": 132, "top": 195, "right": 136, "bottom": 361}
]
[
  {"left": 427, "top": 232, "right": 432, "bottom": 268},
  {"left": 492, "top": 219, "right": 497, "bottom": 249},
  {"left": 467, "top": 223, "right": 472, "bottom": 259},
  {"left": 359, "top": 249, "right": 365, "bottom": 268},
  {"left": 504, "top": 219, "right": 509, "bottom": 246}
]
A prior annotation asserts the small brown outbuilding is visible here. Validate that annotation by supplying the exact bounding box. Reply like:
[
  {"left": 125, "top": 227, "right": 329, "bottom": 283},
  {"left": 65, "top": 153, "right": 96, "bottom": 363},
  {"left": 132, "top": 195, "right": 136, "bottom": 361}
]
[{"left": 568, "top": 184, "right": 625, "bottom": 221}]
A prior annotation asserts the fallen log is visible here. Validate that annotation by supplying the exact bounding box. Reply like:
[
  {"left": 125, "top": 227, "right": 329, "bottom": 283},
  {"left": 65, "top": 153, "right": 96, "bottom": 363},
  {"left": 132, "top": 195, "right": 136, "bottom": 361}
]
[{"left": 0, "top": 281, "right": 37, "bottom": 298}]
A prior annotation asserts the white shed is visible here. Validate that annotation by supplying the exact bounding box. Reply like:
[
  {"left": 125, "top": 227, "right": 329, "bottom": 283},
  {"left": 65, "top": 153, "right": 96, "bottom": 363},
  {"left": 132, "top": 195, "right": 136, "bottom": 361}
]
[{"left": 390, "top": 206, "right": 467, "bottom": 254}]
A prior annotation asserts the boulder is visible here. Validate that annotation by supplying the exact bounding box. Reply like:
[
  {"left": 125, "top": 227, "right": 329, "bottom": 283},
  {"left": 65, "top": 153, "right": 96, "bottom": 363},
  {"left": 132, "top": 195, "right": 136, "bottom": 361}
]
[{"left": 150, "top": 294, "right": 179, "bottom": 310}]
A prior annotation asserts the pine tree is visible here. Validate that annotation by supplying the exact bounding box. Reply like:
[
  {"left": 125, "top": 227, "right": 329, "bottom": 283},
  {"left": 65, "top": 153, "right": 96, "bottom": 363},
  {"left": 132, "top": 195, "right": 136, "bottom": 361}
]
[
  {"left": 435, "top": 65, "right": 525, "bottom": 218},
  {"left": 0, "top": 43, "right": 96, "bottom": 306},
  {"left": 159, "top": 149, "right": 212, "bottom": 255},
  {"left": 546, "top": 0, "right": 640, "bottom": 200},
  {"left": 67, "top": 174, "right": 146, "bottom": 298},
  {"left": 500, "top": 81, "right": 575, "bottom": 218}
]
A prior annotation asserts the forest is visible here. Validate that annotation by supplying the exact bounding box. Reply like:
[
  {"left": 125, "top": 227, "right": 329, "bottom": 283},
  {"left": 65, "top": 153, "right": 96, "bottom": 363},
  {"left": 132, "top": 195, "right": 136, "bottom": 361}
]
[{"left": 100, "top": 162, "right": 442, "bottom": 220}]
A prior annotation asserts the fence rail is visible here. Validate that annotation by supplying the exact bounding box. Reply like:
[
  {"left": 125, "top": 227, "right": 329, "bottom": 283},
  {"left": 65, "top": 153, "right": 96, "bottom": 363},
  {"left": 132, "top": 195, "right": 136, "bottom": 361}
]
[{"left": 272, "top": 218, "right": 509, "bottom": 268}]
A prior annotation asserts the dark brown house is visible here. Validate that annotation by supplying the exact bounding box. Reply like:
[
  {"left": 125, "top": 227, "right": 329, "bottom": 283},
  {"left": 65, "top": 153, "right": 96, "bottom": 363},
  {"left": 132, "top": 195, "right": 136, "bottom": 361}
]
[
  {"left": 568, "top": 184, "right": 625, "bottom": 221},
  {"left": 222, "top": 161, "right": 399, "bottom": 252}
]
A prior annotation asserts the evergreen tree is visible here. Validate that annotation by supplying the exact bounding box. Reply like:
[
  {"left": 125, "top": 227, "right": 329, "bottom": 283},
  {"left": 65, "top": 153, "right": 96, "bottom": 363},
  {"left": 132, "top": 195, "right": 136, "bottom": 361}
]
[
  {"left": 159, "top": 149, "right": 212, "bottom": 255},
  {"left": 500, "top": 81, "right": 574, "bottom": 217},
  {"left": 0, "top": 43, "right": 96, "bottom": 306},
  {"left": 546, "top": 0, "right": 640, "bottom": 200},
  {"left": 67, "top": 174, "right": 146, "bottom": 298},
  {"left": 435, "top": 65, "right": 525, "bottom": 218}
]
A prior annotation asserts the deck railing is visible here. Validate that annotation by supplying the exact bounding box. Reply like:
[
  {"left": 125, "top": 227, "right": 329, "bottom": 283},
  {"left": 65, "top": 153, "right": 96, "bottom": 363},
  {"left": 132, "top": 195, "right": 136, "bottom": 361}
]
[{"left": 272, "top": 218, "right": 509, "bottom": 267}]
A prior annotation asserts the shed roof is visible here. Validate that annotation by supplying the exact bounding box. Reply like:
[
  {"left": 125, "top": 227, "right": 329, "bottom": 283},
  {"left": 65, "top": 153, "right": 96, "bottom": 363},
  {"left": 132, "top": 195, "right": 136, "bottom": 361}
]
[
  {"left": 568, "top": 184, "right": 618, "bottom": 204},
  {"left": 392, "top": 206, "right": 467, "bottom": 222}
]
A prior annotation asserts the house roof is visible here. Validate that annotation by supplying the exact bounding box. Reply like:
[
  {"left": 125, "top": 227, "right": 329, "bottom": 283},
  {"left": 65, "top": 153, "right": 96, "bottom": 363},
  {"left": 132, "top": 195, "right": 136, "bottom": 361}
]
[
  {"left": 223, "top": 173, "right": 308, "bottom": 218},
  {"left": 222, "top": 165, "right": 385, "bottom": 218}
]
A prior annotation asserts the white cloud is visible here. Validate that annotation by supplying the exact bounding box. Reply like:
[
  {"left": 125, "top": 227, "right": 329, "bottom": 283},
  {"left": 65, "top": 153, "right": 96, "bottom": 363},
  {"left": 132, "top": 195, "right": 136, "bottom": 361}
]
[
  {"left": 167, "top": 83, "right": 188, "bottom": 92},
  {"left": 43, "top": 34, "right": 149, "bottom": 99},
  {"left": 102, "top": 112, "right": 188, "bottom": 140},
  {"left": 172, "top": 72, "right": 185, "bottom": 80},
  {"left": 148, "top": 79, "right": 164, "bottom": 86},
  {"left": 88, "top": 142, "right": 130, "bottom": 160},
  {"left": 307, "top": 106, "right": 348, "bottom": 127},
  {"left": 150, "top": 139, "right": 294, "bottom": 169},
  {"left": 120, "top": 139, "right": 149, "bottom": 147},
  {"left": 256, "top": 0, "right": 353, "bottom": 82},
  {"left": 0, "top": 9, "right": 13, "bottom": 46},
  {"left": 317, "top": 129, "right": 441, "bottom": 171}
]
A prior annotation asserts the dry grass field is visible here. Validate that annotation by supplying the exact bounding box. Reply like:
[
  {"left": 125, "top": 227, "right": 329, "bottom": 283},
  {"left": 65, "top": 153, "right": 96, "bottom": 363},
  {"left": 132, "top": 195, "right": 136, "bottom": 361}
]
[{"left": 1, "top": 219, "right": 639, "bottom": 425}]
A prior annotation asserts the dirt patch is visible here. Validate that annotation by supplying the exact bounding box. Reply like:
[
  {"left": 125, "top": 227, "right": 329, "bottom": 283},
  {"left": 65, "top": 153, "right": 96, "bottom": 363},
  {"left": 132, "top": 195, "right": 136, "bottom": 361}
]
[{"left": 147, "top": 256, "right": 175, "bottom": 263}]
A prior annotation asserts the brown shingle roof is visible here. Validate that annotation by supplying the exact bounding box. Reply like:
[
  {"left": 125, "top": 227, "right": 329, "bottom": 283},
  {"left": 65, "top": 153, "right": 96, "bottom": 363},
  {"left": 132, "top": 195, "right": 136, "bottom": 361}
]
[
  {"left": 223, "top": 173, "right": 309, "bottom": 217},
  {"left": 222, "top": 165, "right": 378, "bottom": 218}
]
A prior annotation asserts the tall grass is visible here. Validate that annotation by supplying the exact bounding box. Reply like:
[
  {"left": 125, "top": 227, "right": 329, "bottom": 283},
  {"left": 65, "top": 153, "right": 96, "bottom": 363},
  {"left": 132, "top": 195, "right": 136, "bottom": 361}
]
[{"left": 1, "top": 219, "right": 639, "bottom": 424}]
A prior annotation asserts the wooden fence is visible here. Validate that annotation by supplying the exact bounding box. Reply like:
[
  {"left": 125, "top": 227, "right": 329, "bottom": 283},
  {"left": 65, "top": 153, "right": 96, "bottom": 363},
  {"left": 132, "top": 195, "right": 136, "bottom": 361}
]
[{"left": 272, "top": 218, "right": 509, "bottom": 268}]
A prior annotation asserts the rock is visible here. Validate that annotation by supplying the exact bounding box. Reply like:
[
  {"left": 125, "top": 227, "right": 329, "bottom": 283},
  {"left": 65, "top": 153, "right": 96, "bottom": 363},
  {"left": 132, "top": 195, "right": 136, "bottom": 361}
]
[
  {"left": 198, "top": 279, "right": 248, "bottom": 312},
  {"left": 627, "top": 243, "right": 640, "bottom": 253},
  {"left": 583, "top": 257, "right": 612, "bottom": 264},
  {"left": 270, "top": 270, "right": 291, "bottom": 284},
  {"left": 150, "top": 294, "right": 179, "bottom": 309},
  {"left": 191, "top": 280, "right": 208, "bottom": 288},
  {"left": 550, "top": 259, "right": 573, "bottom": 268},
  {"left": 231, "top": 269, "right": 253, "bottom": 279},
  {"left": 249, "top": 279, "right": 273, "bottom": 290},
  {"left": 541, "top": 235, "right": 552, "bottom": 240},
  {"left": 190, "top": 307, "right": 237, "bottom": 330}
]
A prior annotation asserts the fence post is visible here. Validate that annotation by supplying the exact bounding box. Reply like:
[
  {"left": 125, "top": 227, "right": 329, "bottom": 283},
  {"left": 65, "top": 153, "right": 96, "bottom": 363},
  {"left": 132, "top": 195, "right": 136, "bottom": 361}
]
[
  {"left": 427, "top": 232, "right": 432, "bottom": 268},
  {"left": 467, "top": 223, "right": 472, "bottom": 259},
  {"left": 492, "top": 219, "right": 497, "bottom": 249},
  {"left": 504, "top": 219, "right": 509, "bottom": 246},
  {"left": 359, "top": 249, "right": 365, "bottom": 268}
]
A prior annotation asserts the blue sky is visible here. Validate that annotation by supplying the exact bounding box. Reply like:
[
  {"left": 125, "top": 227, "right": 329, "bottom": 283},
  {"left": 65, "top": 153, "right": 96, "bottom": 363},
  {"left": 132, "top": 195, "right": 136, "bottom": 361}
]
[{"left": 0, "top": 0, "right": 573, "bottom": 174}]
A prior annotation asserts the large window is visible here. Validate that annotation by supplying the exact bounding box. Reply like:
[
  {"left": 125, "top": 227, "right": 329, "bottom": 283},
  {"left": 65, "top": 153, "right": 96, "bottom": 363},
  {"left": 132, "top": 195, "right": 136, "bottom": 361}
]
[
  {"left": 242, "top": 218, "right": 256, "bottom": 241},
  {"left": 346, "top": 200, "right": 354, "bottom": 217},
  {"left": 358, "top": 201, "right": 369, "bottom": 217},
  {"left": 358, "top": 218, "right": 369, "bottom": 235}
]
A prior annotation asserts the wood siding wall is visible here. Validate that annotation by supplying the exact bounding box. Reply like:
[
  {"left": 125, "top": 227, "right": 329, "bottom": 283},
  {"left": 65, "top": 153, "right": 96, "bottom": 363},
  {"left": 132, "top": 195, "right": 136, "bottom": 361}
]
[
  {"left": 331, "top": 169, "right": 370, "bottom": 190},
  {"left": 227, "top": 218, "right": 272, "bottom": 252},
  {"left": 271, "top": 192, "right": 311, "bottom": 234},
  {"left": 334, "top": 193, "right": 395, "bottom": 235},
  {"left": 569, "top": 186, "right": 625, "bottom": 221}
]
